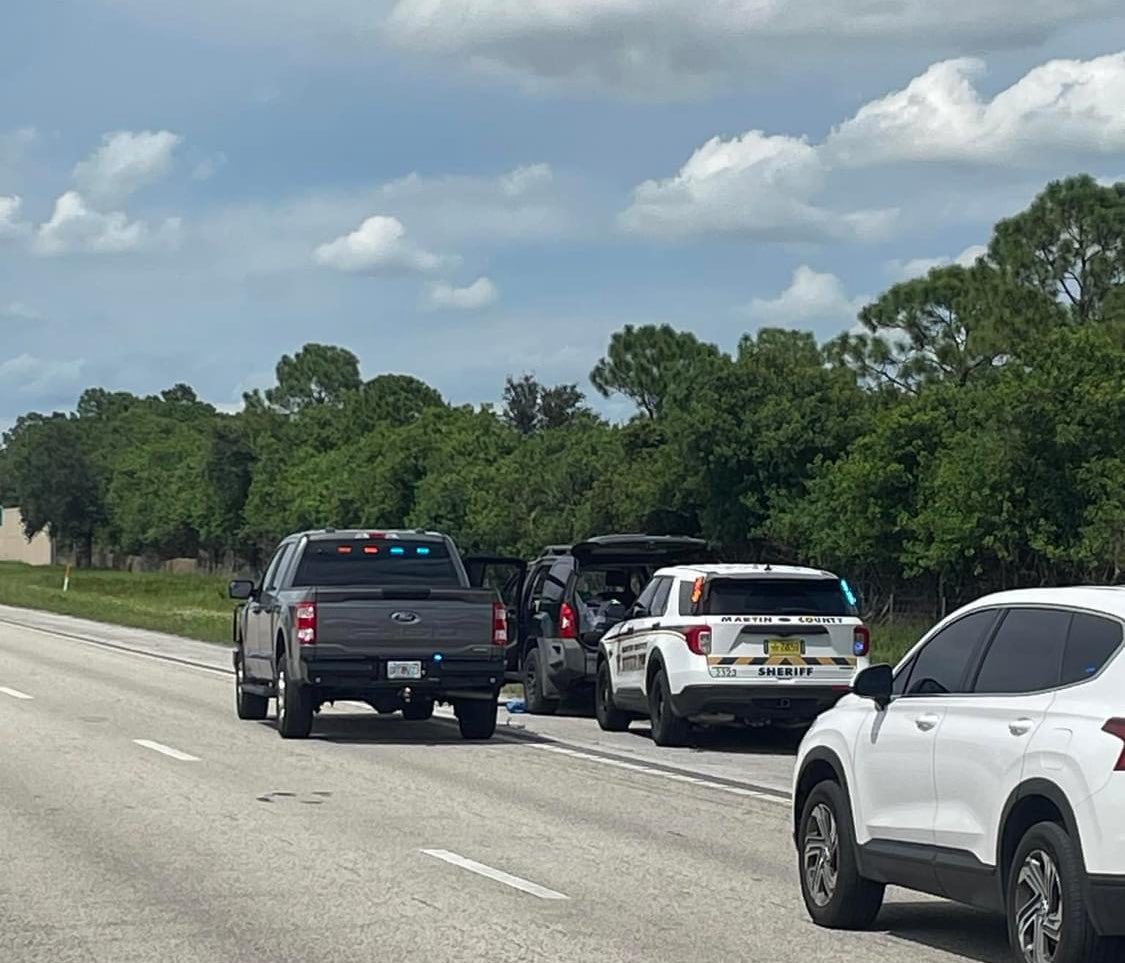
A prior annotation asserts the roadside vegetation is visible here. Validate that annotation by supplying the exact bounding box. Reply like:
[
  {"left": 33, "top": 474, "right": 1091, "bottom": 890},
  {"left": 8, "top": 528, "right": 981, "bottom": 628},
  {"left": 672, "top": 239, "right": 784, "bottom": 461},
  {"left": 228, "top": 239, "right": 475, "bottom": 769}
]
[{"left": 3, "top": 175, "right": 1125, "bottom": 637}]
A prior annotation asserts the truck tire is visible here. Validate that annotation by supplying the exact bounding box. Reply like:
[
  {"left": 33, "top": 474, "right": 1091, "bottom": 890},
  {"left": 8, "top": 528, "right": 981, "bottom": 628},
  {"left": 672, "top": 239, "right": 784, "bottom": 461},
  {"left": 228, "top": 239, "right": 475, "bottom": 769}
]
[
  {"left": 522, "top": 648, "right": 559, "bottom": 716},
  {"left": 402, "top": 699, "right": 435, "bottom": 721},
  {"left": 595, "top": 659, "right": 631, "bottom": 732},
  {"left": 276, "top": 658, "right": 314, "bottom": 739},
  {"left": 648, "top": 666, "right": 690, "bottom": 747},
  {"left": 235, "top": 647, "right": 268, "bottom": 721},
  {"left": 457, "top": 699, "right": 497, "bottom": 740}
]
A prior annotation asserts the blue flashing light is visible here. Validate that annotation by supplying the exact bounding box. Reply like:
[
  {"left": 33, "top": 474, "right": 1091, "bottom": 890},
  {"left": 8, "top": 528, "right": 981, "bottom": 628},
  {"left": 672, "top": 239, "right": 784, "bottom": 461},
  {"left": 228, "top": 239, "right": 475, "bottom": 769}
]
[
  {"left": 854, "top": 639, "right": 867, "bottom": 656},
  {"left": 840, "top": 578, "right": 858, "bottom": 607},
  {"left": 416, "top": 546, "right": 431, "bottom": 555},
  {"left": 390, "top": 546, "right": 406, "bottom": 556},
  {"left": 433, "top": 653, "right": 444, "bottom": 663}
]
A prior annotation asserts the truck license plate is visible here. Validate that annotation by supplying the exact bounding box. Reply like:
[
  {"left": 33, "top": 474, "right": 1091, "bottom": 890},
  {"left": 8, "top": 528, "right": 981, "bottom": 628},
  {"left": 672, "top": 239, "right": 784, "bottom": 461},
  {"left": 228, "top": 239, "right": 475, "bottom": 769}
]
[
  {"left": 767, "top": 639, "right": 803, "bottom": 657},
  {"left": 387, "top": 661, "right": 422, "bottom": 680}
]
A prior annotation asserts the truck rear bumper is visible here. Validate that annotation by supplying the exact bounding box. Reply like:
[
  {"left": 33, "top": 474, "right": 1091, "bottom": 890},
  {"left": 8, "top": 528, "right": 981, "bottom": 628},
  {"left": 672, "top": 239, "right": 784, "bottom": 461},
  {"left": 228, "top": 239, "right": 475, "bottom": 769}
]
[
  {"left": 669, "top": 684, "right": 848, "bottom": 721},
  {"left": 298, "top": 656, "right": 503, "bottom": 701}
]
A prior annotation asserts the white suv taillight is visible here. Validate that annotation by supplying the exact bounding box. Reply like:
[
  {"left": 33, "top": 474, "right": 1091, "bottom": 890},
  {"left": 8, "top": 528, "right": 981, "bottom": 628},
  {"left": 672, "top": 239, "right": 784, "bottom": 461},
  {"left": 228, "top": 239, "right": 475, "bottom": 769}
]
[
  {"left": 294, "top": 601, "right": 317, "bottom": 645},
  {"left": 492, "top": 602, "right": 508, "bottom": 646},
  {"left": 853, "top": 625, "right": 870, "bottom": 658},
  {"left": 684, "top": 625, "right": 712, "bottom": 656},
  {"left": 1103, "top": 719, "right": 1125, "bottom": 771}
]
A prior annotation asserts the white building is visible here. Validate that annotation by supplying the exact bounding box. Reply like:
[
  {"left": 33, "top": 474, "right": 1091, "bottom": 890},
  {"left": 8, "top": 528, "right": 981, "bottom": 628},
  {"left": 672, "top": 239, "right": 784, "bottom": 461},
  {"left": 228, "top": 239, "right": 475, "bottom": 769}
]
[{"left": 0, "top": 506, "right": 56, "bottom": 565}]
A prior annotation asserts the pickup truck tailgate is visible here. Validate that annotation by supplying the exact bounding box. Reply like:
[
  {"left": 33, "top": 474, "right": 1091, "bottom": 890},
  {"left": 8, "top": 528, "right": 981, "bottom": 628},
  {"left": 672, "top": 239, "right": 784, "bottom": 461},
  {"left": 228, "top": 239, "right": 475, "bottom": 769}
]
[{"left": 309, "top": 587, "right": 499, "bottom": 660}]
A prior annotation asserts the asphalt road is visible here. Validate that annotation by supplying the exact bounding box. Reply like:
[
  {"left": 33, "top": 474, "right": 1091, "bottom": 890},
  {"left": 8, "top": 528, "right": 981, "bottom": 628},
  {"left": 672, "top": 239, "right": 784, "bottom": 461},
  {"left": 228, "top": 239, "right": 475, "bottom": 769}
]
[{"left": 0, "top": 605, "right": 1012, "bottom": 963}]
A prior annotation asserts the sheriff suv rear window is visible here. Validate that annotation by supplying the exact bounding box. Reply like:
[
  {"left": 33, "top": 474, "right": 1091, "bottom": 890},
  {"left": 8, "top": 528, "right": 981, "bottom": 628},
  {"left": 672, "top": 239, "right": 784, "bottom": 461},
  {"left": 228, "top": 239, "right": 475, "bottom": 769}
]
[
  {"left": 293, "top": 540, "right": 460, "bottom": 587},
  {"left": 680, "top": 578, "right": 857, "bottom": 617}
]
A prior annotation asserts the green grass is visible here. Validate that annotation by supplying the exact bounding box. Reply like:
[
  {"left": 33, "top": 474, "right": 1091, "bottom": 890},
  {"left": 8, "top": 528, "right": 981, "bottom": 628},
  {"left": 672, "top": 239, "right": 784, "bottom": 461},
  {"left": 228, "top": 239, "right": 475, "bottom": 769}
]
[
  {"left": 0, "top": 560, "right": 931, "bottom": 663},
  {"left": 0, "top": 561, "right": 236, "bottom": 644}
]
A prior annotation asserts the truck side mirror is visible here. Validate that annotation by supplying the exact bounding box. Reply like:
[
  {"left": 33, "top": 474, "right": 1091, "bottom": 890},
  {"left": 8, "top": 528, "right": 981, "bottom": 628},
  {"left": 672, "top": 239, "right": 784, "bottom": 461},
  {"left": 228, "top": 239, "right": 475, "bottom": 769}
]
[{"left": 229, "top": 579, "right": 255, "bottom": 601}]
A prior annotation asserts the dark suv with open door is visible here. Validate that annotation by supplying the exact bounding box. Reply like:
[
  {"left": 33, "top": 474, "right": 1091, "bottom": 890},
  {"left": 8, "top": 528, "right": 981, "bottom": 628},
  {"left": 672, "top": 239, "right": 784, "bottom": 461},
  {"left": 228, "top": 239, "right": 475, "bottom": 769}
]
[{"left": 483, "top": 535, "right": 712, "bottom": 714}]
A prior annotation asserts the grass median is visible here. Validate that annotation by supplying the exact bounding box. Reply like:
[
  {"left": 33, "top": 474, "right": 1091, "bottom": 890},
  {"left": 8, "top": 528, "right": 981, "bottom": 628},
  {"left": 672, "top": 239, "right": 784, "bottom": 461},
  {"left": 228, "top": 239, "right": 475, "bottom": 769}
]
[
  {"left": 0, "top": 561, "right": 234, "bottom": 644},
  {"left": 0, "top": 560, "right": 927, "bottom": 664}
]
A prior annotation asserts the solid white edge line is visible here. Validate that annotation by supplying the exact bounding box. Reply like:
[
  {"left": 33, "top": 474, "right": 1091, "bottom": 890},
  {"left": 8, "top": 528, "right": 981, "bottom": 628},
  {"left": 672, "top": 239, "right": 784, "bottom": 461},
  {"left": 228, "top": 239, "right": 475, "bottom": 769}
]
[
  {"left": 525, "top": 743, "right": 790, "bottom": 804},
  {"left": 133, "top": 739, "right": 200, "bottom": 762},
  {"left": 0, "top": 685, "right": 34, "bottom": 700},
  {"left": 421, "top": 849, "right": 569, "bottom": 900}
]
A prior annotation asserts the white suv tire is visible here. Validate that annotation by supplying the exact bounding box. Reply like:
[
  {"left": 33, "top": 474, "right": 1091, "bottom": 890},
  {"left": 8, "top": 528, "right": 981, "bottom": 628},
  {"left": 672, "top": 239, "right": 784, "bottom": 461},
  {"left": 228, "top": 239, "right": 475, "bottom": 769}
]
[{"left": 797, "top": 781, "right": 885, "bottom": 930}]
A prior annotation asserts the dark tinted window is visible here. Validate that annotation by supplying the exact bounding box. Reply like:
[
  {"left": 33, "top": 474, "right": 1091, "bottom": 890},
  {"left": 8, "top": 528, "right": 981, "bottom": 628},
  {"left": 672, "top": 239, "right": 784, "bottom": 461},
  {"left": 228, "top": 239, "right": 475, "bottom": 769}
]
[
  {"left": 906, "top": 610, "right": 996, "bottom": 696},
  {"left": 633, "top": 578, "right": 660, "bottom": 615},
  {"left": 974, "top": 608, "right": 1070, "bottom": 694},
  {"left": 263, "top": 542, "right": 295, "bottom": 591},
  {"left": 293, "top": 540, "right": 460, "bottom": 587},
  {"left": 650, "top": 577, "right": 674, "bottom": 616},
  {"left": 892, "top": 654, "right": 916, "bottom": 696},
  {"left": 1062, "top": 613, "right": 1123, "bottom": 686},
  {"left": 701, "top": 578, "right": 858, "bottom": 617}
]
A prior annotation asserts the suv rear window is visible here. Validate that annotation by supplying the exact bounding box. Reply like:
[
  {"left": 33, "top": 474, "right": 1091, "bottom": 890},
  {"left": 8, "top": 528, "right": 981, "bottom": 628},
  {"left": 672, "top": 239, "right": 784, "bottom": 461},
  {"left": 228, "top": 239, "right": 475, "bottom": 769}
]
[
  {"left": 293, "top": 540, "right": 460, "bottom": 587},
  {"left": 680, "top": 577, "right": 858, "bottom": 617}
]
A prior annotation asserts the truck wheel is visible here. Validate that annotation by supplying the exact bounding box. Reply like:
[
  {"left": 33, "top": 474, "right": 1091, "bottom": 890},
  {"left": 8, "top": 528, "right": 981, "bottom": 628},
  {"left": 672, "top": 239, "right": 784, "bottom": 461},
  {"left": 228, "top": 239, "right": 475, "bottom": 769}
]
[
  {"left": 595, "top": 660, "right": 631, "bottom": 732},
  {"left": 402, "top": 699, "right": 435, "bottom": 721},
  {"left": 457, "top": 699, "right": 497, "bottom": 740},
  {"left": 648, "top": 667, "right": 690, "bottom": 747},
  {"left": 275, "top": 658, "right": 313, "bottom": 739},
  {"left": 235, "top": 648, "right": 268, "bottom": 721},
  {"left": 522, "top": 649, "right": 559, "bottom": 716}
]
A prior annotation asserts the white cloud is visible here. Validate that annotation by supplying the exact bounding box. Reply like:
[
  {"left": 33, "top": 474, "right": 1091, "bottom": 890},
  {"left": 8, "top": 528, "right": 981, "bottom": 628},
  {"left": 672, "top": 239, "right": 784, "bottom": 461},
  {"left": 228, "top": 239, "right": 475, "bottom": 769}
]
[
  {"left": 191, "top": 152, "right": 228, "bottom": 182},
  {"left": 745, "top": 266, "right": 867, "bottom": 328},
  {"left": 73, "top": 130, "right": 182, "bottom": 204},
  {"left": 826, "top": 54, "right": 1125, "bottom": 167},
  {"left": 427, "top": 276, "right": 499, "bottom": 310},
  {"left": 0, "top": 302, "right": 44, "bottom": 324},
  {"left": 889, "top": 244, "right": 988, "bottom": 281},
  {"left": 619, "top": 130, "right": 896, "bottom": 242},
  {"left": 499, "top": 163, "right": 553, "bottom": 197},
  {"left": 0, "top": 354, "right": 86, "bottom": 399},
  {"left": 33, "top": 191, "right": 181, "bottom": 256},
  {"left": 313, "top": 214, "right": 446, "bottom": 274},
  {"left": 384, "top": 0, "right": 1119, "bottom": 94},
  {"left": 0, "top": 195, "right": 29, "bottom": 238}
]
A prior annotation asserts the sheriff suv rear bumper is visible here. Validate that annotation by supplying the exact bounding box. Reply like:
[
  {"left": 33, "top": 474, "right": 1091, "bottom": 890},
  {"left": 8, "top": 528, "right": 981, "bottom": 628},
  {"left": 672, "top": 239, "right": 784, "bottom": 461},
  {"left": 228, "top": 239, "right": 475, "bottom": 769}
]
[{"left": 669, "top": 684, "right": 849, "bottom": 721}]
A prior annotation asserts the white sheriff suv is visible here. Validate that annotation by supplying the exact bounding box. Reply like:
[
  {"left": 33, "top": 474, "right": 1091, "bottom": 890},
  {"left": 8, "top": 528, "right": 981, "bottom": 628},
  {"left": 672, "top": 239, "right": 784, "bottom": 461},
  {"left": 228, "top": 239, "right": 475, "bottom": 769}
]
[
  {"left": 595, "top": 564, "right": 870, "bottom": 746},
  {"left": 793, "top": 587, "right": 1125, "bottom": 963}
]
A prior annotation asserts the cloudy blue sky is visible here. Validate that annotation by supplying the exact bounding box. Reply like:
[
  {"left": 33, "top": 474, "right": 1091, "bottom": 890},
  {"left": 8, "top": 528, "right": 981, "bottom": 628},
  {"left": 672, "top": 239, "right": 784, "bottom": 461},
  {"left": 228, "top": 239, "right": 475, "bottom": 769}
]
[{"left": 3, "top": 1, "right": 1125, "bottom": 428}]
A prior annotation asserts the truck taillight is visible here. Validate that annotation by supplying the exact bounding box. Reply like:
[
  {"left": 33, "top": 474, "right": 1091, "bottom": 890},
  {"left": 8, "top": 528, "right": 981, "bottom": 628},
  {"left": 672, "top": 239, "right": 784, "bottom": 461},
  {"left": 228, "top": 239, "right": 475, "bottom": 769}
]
[
  {"left": 492, "top": 602, "right": 508, "bottom": 646},
  {"left": 853, "top": 625, "right": 870, "bottom": 658},
  {"left": 684, "top": 625, "right": 712, "bottom": 656},
  {"left": 294, "top": 601, "right": 317, "bottom": 645},
  {"left": 1103, "top": 719, "right": 1125, "bottom": 771},
  {"left": 559, "top": 602, "right": 578, "bottom": 640}
]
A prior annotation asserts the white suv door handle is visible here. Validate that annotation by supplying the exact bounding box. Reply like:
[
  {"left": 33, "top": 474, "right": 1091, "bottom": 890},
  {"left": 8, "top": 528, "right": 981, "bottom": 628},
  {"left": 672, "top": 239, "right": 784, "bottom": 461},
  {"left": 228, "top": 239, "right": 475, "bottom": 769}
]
[
  {"left": 915, "top": 713, "right": 940, "bottom": 732},
  {"left": 1009, "top": 718, "right": 1034, "bottom": 736}
]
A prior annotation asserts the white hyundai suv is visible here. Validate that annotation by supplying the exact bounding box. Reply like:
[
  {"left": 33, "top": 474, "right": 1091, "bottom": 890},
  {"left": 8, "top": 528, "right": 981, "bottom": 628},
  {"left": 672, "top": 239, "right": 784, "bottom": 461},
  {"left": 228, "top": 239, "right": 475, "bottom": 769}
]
[
  {"left": 793, "top": 588, "right": 1125, "bottom": 963},
  {"left": 597, "top": 564, "right": 869, "bottom": 746}
]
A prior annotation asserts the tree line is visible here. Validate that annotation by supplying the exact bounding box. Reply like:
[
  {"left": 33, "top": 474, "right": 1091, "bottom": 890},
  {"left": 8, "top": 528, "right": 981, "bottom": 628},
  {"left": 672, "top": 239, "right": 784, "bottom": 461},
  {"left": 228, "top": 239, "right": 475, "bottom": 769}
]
[{"left": 3, "top": 175, "right": 1125, "bottom": 618}]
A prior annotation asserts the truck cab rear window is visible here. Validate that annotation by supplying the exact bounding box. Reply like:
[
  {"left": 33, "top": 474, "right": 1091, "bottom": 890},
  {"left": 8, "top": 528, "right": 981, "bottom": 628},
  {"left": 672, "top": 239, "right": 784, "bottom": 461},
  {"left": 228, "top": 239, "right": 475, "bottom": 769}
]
[
  {"left": 293, "top": 541, "right": 460, "bottom": 587},
  {"left": 681, "top": 578, "right": 857, "bottom": 616}
]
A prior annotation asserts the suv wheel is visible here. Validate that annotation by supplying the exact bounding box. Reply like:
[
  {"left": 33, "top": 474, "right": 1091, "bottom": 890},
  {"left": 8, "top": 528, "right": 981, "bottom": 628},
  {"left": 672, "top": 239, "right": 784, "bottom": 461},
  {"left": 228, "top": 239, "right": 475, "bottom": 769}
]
[
  {"left": 1007, "top": 821, "right": 1122, "bottom": 963},
  {"left": 234, "top": 647, "right": 268, "bottom": 720},
  {"left": 275, "top": 657, "right": 314, "bottom": 739},
  {"left": 522, "top": 649, "right": 559, "bottom": 716},
  {"left": 648, "top": 666, "right": 690, "bottom": 747},
  {"left": 798, "top": 781, "right": 884, "bottom": 929},
  {"left": 402, "top": 699, "right": 435, "bottom": 721},
  {"left": 595, "top": 660, "right": 631, "bottom": 732},
  {"left": 457, "top": 699, "right": 497, "bottom": 740}
]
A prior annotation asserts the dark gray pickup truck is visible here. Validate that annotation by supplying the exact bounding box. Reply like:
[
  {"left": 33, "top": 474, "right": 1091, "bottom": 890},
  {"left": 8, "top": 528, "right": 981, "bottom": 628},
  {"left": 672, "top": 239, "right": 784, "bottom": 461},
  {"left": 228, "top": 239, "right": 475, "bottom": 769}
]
[{"left": 229, "top": 529, "right": 509, "bottom": 740}]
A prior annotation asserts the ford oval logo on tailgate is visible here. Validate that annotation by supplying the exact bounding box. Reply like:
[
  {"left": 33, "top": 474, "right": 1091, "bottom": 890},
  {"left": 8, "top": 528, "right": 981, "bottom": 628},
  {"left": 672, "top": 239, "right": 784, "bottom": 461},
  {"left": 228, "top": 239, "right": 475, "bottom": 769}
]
[{"left": 390, "top": 611, "right": 421, "bottom": 624}]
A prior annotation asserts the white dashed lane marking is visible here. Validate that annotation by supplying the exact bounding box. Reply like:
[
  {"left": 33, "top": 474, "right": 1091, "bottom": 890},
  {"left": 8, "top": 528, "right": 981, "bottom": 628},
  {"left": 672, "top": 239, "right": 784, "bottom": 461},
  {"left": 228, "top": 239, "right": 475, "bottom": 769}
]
[
  {"left": 133, "top": 739, "right": 200, "bottom": 762},
  {"left": 421, "top": 849, "right": 569, "bottom": 900},
  {"left": 0, "top": 685, "right": 34, "bottom": 700}
]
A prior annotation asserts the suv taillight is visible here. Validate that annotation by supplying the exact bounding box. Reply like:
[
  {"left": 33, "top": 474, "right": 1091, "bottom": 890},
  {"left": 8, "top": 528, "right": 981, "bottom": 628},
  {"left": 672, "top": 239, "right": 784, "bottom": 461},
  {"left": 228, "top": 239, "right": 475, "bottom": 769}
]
[
  {"left": 684, "top": 625, "right": 712, "bottom": 656},
  {"left": 853, "top": 625, "right": 870, "bottom": 658},
  {"left": 294, "top": 601, "right": 317, "bottom": 645},
  {"left": 1103, "top": 719, "right": 1125, "bottom": 771},
  {"left": 559, "top": 602, "right": 578, "bottom": 640},
  {"left": 492, "top": 602, "right": 508, "bottom": 646}
]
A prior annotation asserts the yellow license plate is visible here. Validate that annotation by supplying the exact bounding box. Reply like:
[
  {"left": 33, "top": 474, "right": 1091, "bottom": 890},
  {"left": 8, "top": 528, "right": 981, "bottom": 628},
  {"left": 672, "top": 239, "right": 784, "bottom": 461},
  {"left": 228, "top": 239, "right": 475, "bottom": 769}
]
[{"left": 767, "top": 639, "right": 803, "bottom": 657}]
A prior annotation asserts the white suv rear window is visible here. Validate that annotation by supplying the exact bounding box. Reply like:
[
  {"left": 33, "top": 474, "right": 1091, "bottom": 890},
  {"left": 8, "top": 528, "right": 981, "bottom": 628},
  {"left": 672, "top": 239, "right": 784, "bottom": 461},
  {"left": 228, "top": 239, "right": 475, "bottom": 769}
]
[{"left": 680, "top": 577, "right": 858, "bottom": 617}]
